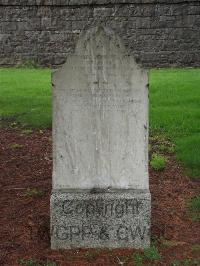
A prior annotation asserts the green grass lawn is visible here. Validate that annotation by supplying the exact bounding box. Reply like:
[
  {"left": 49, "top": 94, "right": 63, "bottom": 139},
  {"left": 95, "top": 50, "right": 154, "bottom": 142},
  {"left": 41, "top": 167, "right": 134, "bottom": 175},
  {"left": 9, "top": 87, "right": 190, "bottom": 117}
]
[
  {"left": 0, "top": 68, "right": 51, "bottom": 128},
  {"left": 150, "top": 69, "right": 200, "bottom": 177},
  {"left": 0, "top": 68, "right": 199, "bottom": 177}
]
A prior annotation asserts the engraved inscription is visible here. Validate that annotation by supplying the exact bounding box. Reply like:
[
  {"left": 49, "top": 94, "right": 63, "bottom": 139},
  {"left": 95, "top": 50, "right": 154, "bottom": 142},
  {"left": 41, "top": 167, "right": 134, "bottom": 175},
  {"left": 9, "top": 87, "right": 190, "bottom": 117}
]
[
  {"left": 52, "top": 198, "right": 149, "bottom": 243},
  {"left": 55, "top": 224, "right": 110, "bottom": 241},
  {"left": 67, "top": 87, "right": 141, "bottom": 111},
  {"left": 55, "top": 224, "right": 148, "bottom": 241},
  {"left": 62, "top": 199, "right": 144, "bottom": 218}
]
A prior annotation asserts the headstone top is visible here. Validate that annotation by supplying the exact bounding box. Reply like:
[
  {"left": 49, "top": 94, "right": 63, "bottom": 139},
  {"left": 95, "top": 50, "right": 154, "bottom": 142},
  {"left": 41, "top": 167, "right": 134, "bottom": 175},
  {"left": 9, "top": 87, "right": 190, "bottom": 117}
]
[{"left": 75, "top": 26, "right": 125, "bottom": 55}]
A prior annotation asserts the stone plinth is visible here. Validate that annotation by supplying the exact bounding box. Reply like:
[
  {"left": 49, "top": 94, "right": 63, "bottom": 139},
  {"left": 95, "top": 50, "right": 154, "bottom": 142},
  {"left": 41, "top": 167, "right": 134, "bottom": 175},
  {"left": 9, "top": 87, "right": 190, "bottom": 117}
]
[{"left": 51, "top": 190, "right": 150, "bottom": 249}]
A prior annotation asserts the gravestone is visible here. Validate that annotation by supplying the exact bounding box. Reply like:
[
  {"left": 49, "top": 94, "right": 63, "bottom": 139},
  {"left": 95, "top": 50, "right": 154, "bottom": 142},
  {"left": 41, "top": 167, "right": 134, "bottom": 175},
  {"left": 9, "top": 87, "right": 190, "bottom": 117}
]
[{"left": 51, "top": 27, "right": 151, "bottom": 249}]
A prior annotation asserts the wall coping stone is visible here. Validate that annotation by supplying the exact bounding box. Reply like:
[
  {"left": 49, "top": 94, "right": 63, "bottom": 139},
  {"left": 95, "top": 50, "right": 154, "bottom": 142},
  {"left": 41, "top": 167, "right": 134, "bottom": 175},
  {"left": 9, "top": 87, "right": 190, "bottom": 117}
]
[{"left": 0, "top": 0, "right": 199, "bottom": 6}]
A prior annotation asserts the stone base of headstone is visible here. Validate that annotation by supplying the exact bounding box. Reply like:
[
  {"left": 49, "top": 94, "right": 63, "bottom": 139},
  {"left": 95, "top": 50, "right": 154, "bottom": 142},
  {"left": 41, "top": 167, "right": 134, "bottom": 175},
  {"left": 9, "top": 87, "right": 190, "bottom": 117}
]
[{"left": 51, "top": 190, "right": 151, "bottom": 249}]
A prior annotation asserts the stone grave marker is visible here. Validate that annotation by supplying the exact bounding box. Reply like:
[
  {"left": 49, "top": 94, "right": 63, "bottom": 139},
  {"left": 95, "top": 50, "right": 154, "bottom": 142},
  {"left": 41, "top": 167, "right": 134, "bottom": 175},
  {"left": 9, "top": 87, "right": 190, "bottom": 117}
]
[{"left": 51, "top": 26, "right": 151, "bottom": 249}]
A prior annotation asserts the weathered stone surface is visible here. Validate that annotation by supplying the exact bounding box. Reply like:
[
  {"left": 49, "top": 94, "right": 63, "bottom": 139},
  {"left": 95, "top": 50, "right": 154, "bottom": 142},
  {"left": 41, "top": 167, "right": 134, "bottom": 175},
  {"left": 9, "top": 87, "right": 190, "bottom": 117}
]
[
  {"left": 51, "top": 190, "right": 151, "bottom": 249},
  {"left": 52, "top": 27, "right": 149, "bottom": 190},
  {"left": 0, "top": 1, "right": 200, "bottom": 67},
  {"left": 51, "top": 27, "right": 151, "bottom": 249}
]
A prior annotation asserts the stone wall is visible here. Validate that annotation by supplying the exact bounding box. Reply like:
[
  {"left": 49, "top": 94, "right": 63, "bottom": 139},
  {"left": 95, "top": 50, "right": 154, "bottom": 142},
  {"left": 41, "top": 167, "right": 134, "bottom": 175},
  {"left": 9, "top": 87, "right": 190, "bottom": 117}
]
[{"left": 0, "top": 0, "right": 200, "bottom": 67}]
